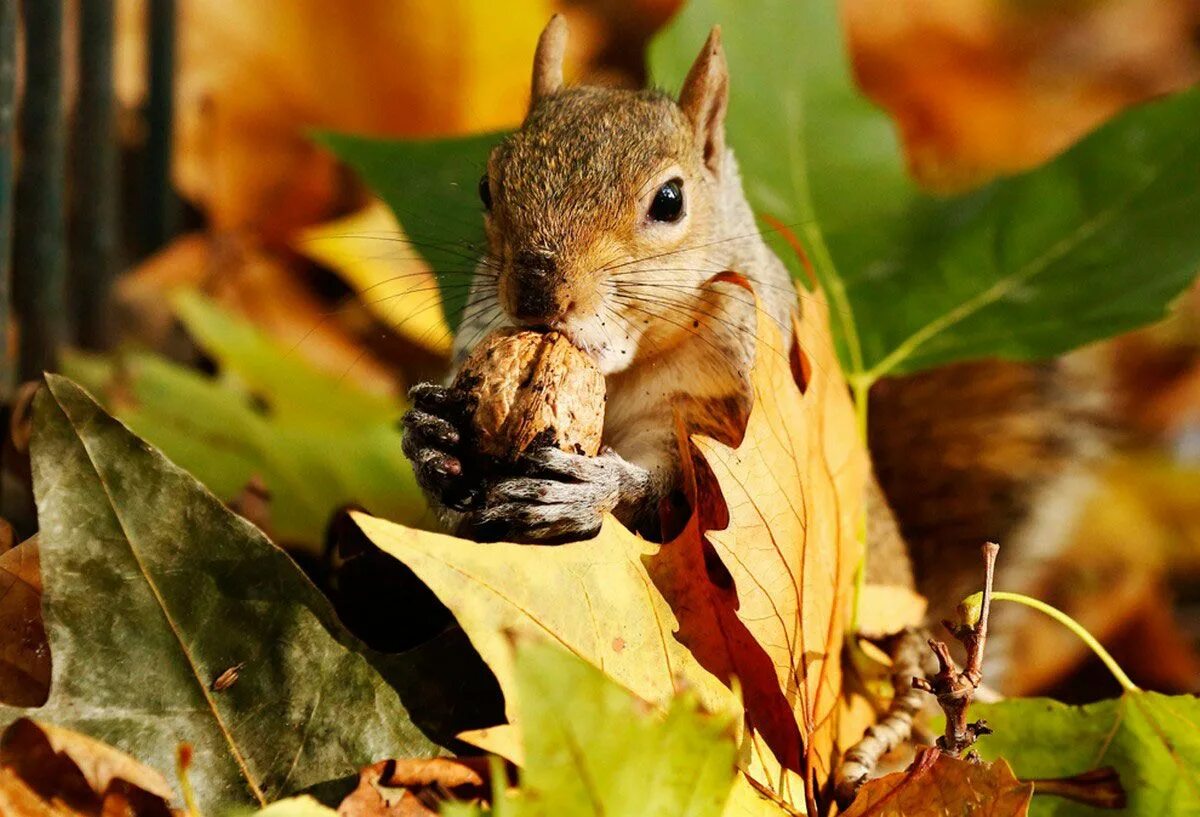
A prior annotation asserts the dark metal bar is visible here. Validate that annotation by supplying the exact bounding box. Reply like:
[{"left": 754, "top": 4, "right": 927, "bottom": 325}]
[
  {"left": 14, "top": 0, "right": 67, "bottom": 380},
  {"left": 0, "top": 0, "right": 16, "bottom": 396},
  {"left": 71, "top": 0, "right": 119, "bottom": 349},
  {"left": 143, "top": 0, "right": 176, "bottom": 254}
]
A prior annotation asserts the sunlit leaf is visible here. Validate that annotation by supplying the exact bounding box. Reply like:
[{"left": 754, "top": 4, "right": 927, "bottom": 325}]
[{"left": 357, "top": 285, "right": 866, "bottom": 812}]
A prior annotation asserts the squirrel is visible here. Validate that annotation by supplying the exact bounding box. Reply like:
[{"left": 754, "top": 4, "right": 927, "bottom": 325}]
[{"left": 401, "top": 16, "right": 1105, "bottom": 607}]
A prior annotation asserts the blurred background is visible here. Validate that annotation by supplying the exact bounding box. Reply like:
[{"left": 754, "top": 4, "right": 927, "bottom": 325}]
[{"left": 0, "top": 0, "right": 1198, "bottom": 703}]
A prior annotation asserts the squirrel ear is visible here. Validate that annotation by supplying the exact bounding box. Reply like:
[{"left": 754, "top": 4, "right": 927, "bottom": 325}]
[
  {"left": 679, "top": 26, "right": 729, "bottom": 174},
  {"left": 530, "top": 14, "right": 569, "bottom": 106}
]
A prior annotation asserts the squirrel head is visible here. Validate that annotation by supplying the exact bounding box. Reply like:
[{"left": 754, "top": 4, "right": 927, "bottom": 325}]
[{"left": 480, "top": 15, "right": 736, "bottom": 373}]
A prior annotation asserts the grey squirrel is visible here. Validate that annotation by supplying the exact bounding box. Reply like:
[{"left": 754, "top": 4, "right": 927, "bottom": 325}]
[{"left": 401, "top": 16, "right": 1104, "bottom": 604}]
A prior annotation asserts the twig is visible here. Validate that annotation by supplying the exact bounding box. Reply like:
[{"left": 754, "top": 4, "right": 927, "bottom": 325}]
[
  {"left": 835, "top": 629, "right": 937, "bottom": 807},
  {"left": 912, "top": 542, "right": 999, "bottom": 757}
]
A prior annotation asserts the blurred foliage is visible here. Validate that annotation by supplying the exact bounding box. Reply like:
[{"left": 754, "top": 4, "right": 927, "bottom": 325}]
[{"left": 66, "top": 293, "right": 428, "bottom": 551}]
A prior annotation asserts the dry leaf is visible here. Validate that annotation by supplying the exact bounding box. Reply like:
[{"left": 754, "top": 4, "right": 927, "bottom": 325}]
[
  {"left": 841, "top": 749, "right": 1032, "bottom": 817},
  {"left": 356, "top": 286, "right": 868, "bottom": 812},
  {"left": 295, "top": 200, "right": 452, "bottom": 358},
  {"left": 0, "top": 719, "right": 177, "bottom": 817},
  {"left": 338, "top": 758, "right": 491, "bottom": 817},
  {"left": 0, "top": 538, "right": 49, "bottom": 707},
  {"left": 855, "top": 585, "right": 928, "bottom": 640},
  {"left": 680, "top": 291, "right": 866, "bottom": 796}
]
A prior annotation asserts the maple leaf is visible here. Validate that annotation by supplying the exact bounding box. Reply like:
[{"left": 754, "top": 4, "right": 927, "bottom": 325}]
[{"left": 357, "top": 285, "right": 868, "bottom": 812}]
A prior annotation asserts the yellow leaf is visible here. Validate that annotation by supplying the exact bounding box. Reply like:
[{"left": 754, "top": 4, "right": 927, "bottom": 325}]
[
  {"left": 296, "top": 200, "right": 451, "bottom": 357},
  {"left": 356, "top": 286, "right": 867, "bottom": 814},
  {"left": 855, "top": 584, "right": 928, "bottom": 640},
  {"left": 353, "top": 513, "right": 739, "bottom": 730},
  {"left": 687, "top": 289, "right": 867, "bottom": 796}
]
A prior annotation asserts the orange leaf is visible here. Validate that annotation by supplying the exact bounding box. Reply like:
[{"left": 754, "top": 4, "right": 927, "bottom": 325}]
[{"left": 841, "top": 749, "right": 1032, "bottom": 817}]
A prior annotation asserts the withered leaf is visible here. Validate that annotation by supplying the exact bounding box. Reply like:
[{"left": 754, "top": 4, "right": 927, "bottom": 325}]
[
  {"left": 338, "top": 758, "right": 492, "bottom": 817},
  {"left": 0, "top": 718, "right": 176, "bottom": 817},
  {"left": 0, "top": 537, "right": 49, "bottom": 707},
  {"left": 841, "top": 749, "right": 1033, "bottom": 817}
]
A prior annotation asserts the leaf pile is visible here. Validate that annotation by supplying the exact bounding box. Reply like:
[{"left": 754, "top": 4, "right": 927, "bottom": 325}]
[{"left": 358, "top": 285, "right": 868, "bottom": 811}]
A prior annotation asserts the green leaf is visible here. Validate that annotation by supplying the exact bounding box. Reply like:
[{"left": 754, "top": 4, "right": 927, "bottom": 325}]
[
  {"left": 6, "top": 375, "right": 440, "bottom": 814},
  {"left": 63, "top": 292, "right": 429, "bottom": 551},
  {"left": 511, "top": 640, "right": 739, "bottom": 817},
  {"left": 975, "top": 692, "right": 1200, "bottom": 816},
  {"left": 316, "top": 130, "right": 500, "bottom": 331},
  {"left": 650, "top": 0, "right": 1200, "bottom": 381},
  {"left": 455, "top": 640, "right": 783, "bottom": 817}
]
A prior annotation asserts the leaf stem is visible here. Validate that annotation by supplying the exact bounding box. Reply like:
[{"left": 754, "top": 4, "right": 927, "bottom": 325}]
[
  {"left": 849, "top": 377, "right": 871, "bottom": 633},
  {"left": 987, "top": 591, "right": 1139, "bottom": 692}
]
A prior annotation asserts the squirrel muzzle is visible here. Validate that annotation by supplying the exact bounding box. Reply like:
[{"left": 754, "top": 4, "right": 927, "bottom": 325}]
[{"left": 503, "top": 248, "right": 579, "bottom": 326}]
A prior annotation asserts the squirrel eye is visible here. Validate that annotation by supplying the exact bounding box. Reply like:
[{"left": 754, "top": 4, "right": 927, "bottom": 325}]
[
  {"left": 648, "top": 178, "right": 684, "bottom": 223},
  {"left": 478, "top": 174, "right": 493, "bottom": 211}
]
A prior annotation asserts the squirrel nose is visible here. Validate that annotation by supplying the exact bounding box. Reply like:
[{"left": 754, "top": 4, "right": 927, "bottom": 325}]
[{"left": 508, "top": 250, "right": 567, "bottom": 324}]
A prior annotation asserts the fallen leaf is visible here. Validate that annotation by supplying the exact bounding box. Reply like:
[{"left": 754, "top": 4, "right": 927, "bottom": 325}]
[
  {"left": 357, "top": 287, "right": 867, "bottom": 813},
  {"left": 338, "top": 758, "right": 491, "bottom": 817},
  {"left": 3, "top": 376, "right": 441, "bottom": 814},
  {"left": 0, "top": 537, "right": 49, "bottom": 707},
  {"left": 841, "top": 749, "right": 1032, "bottom": 817},
  {"left": 975, "top": 692, "right": 1200, "bottom": 816},
  {"left": 295, "top": 200, "right": 452, "bottom": 358},
  {"left": 0, "top": 718, "right": 176, "bottom": 817}
]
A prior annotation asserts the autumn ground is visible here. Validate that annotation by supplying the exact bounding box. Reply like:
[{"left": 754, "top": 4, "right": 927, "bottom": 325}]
[{"left": 1, "top": 1, "right": 1199, "bottom": 816}]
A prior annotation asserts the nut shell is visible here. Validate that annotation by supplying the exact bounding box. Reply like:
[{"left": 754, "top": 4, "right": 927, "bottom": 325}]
[{"left": 453, "top": 329, "right": 605, "bottom": 460}]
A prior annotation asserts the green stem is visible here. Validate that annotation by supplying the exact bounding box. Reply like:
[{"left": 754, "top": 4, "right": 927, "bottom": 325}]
[
  {"left": 988, "top": 591, "right": 1139, "bottom": 693},
  {"left": 848, "top": 377, "right": 871, "bottom": 634}
]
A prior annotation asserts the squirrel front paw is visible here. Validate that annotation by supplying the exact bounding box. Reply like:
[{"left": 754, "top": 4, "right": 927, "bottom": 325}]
[
  {"left": 460, "top": 447, "right": 650, "bottom": 544},
  {"left": 401, "top": 383, "right": 479, "bottom": 512}
]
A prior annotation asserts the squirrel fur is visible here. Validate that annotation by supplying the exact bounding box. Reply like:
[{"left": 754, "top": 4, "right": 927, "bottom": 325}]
[{"left": 401, "top": 16, "right": 1105, "bottom": 608}]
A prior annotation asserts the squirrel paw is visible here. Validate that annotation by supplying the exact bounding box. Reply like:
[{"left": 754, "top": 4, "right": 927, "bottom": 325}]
[
  {"left": 460, "top": 447, "right": 648, "bottom": 544},
  {"left": 401, "top": 383, "right": 479, "bottom": 511}
]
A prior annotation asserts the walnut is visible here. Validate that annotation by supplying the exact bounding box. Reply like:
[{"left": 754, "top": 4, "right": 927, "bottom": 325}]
[{"left": 452, "top": 329, "right": 605, "bottom": 461}]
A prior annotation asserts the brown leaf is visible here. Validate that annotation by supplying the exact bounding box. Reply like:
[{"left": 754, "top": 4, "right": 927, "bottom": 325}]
[
  {"left": 0, "top": 537, "right": 50, "bottom": 707},
  {"left": 338, "top": 758, "right": 491, "bottom": 817},
  {"left": 841, "top": 749, "right": 1032, "bottom": 817},
  {"left": 0, "top": 719, "right": 177, "bottom": 817}
]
